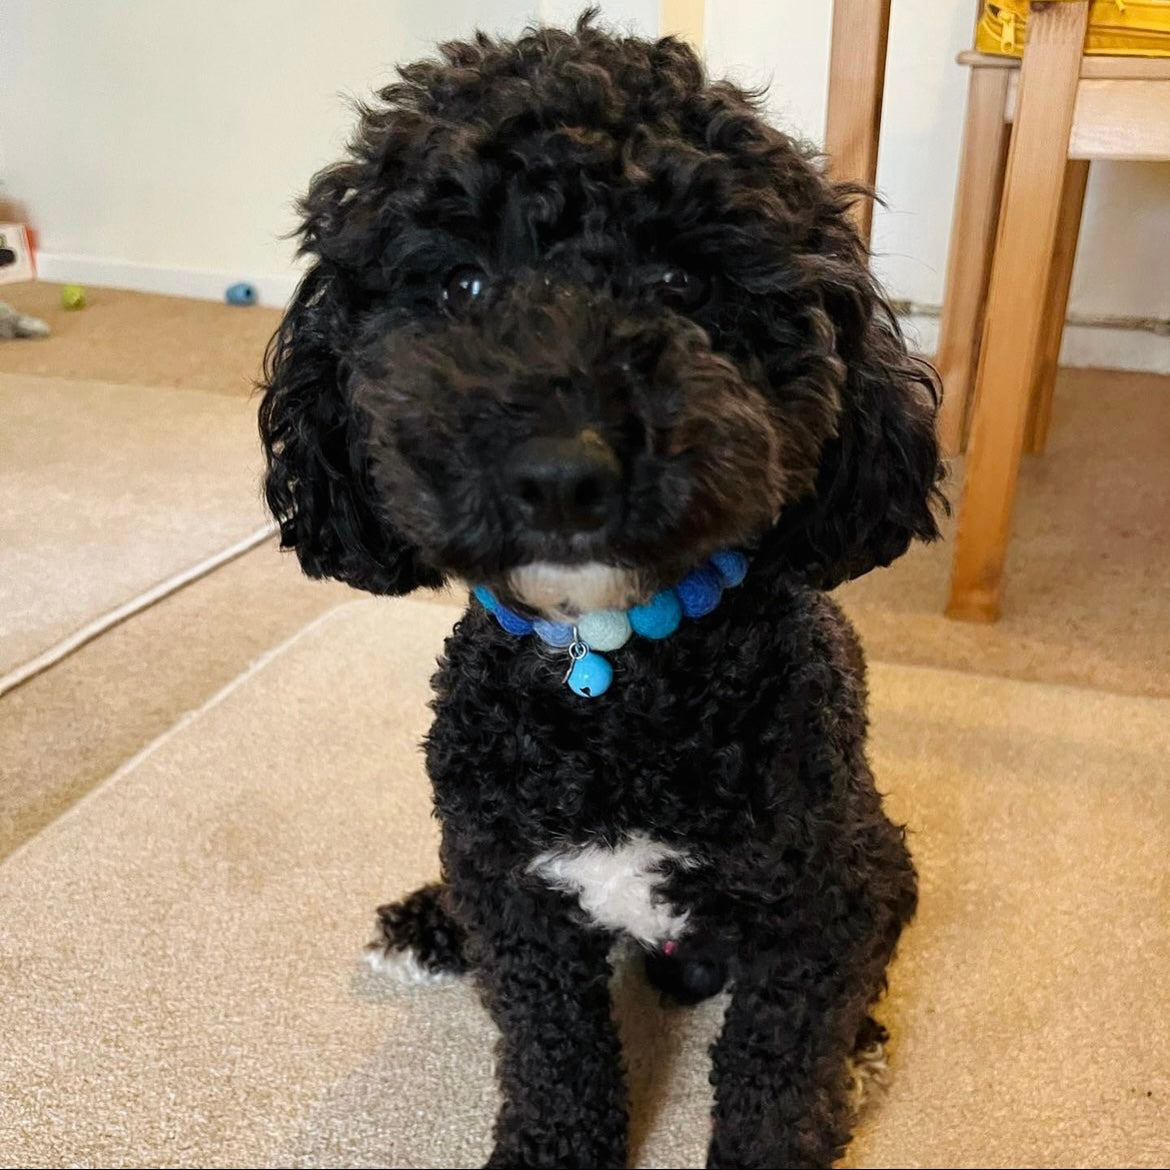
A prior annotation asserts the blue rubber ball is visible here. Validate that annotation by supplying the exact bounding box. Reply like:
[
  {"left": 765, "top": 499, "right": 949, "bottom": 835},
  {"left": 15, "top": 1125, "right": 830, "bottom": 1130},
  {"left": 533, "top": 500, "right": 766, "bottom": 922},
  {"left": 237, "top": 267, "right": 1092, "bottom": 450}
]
[
  {"left": 567, "top": 650, "right": 613, "bottom": 698},
  {"left": 628, "top": 590, "right": 682, "bottom": 640},
  {"left": 225, "top": 282, "right": 257, "bottom": 306},
  {"left": 709, "top": 550, "right": 749, "bottom": 588},
  {"left": 675, "top": 566, "right": 724, "bottom": 618}
]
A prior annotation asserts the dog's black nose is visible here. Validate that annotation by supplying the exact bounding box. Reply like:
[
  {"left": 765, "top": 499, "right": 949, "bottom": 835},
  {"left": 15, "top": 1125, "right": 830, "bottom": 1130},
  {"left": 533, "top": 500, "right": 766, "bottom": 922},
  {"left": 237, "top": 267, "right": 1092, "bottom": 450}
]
[{"left": 505, "top": 432, "right": 621, "bottom": 533}]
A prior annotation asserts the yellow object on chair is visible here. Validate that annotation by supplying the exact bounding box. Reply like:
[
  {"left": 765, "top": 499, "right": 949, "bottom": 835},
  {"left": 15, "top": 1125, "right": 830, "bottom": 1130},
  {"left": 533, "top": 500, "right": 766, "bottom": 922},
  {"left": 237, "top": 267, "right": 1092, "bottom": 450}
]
[{"left": 977, "top": 1, "right": 1170, "bottom": 58}]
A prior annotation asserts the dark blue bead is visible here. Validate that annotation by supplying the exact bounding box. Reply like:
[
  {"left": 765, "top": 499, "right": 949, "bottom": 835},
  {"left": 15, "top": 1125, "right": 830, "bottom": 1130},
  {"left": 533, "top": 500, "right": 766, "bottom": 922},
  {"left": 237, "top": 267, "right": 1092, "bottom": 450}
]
[
  {"left": 494, "top": 606, "right": 535, "bottom": 636},
  {"left": 709, "top": 550, "right": 748, "bottom": 587},
  {"left": 675, "top": 565, "right": 724, "bottom": 618}
]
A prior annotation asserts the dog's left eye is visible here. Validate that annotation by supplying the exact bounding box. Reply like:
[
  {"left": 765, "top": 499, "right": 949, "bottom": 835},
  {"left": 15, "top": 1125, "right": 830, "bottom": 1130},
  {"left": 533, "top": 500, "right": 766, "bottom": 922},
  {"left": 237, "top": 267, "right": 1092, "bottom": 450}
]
[
  {"left": 443, "top": 267, "right": 488, "bottom": 316},
  {"left": 648, "top": 268, "right": 709, "bottom": 310}
]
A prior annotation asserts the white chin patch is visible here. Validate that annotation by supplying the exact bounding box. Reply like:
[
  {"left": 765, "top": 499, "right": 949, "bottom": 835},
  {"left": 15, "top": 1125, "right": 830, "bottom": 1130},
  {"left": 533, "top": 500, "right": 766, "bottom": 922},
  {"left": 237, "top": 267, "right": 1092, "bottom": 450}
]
[{"left": 507, "top": 562, "right": 641, "bottom": 619}]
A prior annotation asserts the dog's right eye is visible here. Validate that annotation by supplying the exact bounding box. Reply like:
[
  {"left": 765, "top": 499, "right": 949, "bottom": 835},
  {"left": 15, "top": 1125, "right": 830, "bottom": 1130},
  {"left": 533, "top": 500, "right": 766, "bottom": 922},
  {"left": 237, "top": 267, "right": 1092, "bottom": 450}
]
[
  {"left": 643, "top": 267, "right": 710, "bottom": 311},
  {"left": 443, "top": 267, "right": 488, "bottom": 316}
]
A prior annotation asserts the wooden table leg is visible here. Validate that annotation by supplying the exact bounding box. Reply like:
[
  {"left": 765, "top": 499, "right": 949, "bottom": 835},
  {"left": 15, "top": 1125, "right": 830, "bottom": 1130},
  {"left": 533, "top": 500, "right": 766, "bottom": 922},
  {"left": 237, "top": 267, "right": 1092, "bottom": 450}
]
[
  {"left": 1024, "top": 157, "right": 1090, "bottom": 455},
  {"left": 947, "top": 0, "right": 1090, "bottom": 623},
  {"left": 825, "top": 0, "right": 893, "bottom": 246},
  {"left": 935, "top": 66, "right": 1012, "bottom": 456}
]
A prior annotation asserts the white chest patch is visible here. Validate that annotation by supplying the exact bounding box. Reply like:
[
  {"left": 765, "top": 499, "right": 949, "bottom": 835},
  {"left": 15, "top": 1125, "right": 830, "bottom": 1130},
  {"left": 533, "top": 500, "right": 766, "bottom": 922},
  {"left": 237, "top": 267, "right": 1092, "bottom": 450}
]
[{"left": 528, "top": 833, "right": 692, "bottom": 946}]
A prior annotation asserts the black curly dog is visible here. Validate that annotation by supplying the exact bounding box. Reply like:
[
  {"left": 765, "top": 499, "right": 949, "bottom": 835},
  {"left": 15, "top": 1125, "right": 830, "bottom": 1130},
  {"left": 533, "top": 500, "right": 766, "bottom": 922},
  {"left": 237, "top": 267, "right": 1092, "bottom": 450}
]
[{"left": 259, "top": 15, "right": 943, "bottom": 1169}]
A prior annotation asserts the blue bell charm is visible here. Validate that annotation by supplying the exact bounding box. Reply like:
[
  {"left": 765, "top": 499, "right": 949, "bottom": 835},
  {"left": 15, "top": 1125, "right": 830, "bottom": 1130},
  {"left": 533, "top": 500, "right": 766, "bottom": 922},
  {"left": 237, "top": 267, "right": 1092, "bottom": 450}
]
[{"left": 566, "top": 648, "right": 613, "bottom": 698}]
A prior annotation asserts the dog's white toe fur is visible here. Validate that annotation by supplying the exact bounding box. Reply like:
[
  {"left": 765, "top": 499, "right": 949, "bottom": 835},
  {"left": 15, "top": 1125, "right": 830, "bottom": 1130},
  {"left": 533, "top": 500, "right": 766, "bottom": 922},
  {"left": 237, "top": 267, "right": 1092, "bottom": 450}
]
[
  {"left": 363, "top": 942, "right": 460, "bottom": 987},
  {"left": 846, "top": 1036, "right": 891, "bottom": 1115}
]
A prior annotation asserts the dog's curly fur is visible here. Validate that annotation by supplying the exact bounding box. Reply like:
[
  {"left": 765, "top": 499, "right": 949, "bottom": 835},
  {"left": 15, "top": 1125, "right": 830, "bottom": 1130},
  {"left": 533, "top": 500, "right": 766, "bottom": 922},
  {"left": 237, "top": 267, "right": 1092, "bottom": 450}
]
[{"left": 259, "top": 14, "right": 943, "bottom": 1168}]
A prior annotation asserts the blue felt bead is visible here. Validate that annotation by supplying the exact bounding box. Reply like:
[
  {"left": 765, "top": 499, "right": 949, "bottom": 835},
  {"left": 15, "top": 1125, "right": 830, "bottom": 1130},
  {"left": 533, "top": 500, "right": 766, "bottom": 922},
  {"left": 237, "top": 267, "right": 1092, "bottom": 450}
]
[
  {"left": 472, "top": 585, "right": 498, "bottom": 613},
  {"left": 709, "top": 549, "right": 748, "bottom": 588},
  {"left": 533, "top": 618, "right": 574, "bottom": 647},
  {"left": 494, "top": 606, "right": 535, "bottom": 636},
  {"left": 577, "top": 609, "right": 632, "bottom": 651},
  {"left": 567, "top": 650, "right": 613, "bottom": 698},
  {"left": 225, "top": 282, "right": 257, "bottom": 306},
  {"left": 675, "top": 566, "right": 724, "bottom": 619},
  {"left": 628, "top": 590, "right": 682, "bottom": 640}
]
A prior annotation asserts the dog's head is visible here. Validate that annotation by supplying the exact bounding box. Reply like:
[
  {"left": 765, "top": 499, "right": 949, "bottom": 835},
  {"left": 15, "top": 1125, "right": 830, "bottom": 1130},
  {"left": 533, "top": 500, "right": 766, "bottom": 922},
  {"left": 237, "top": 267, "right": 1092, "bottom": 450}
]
[{"left": 259, "top": 17, "right": 943, "bottom": 618}]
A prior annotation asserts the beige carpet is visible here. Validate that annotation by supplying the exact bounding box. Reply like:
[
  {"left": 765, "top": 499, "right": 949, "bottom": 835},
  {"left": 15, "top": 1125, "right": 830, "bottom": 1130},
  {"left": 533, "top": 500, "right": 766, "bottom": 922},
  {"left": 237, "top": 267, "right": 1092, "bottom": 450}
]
[
  {"left": 1, "top": 599, "right": 1166, "bottom": 1169},
  {"left": 839, "top": 367, "right": 1170, "bottom": 700},
  {"left": 0, "top": 281, "right": 281, "bottom": 396},
  {"left": 0, "top": 540, "right": 356, "bottom": 861},
  {"left": 0, "top": 371, "right": 269, "bottom": 679}
]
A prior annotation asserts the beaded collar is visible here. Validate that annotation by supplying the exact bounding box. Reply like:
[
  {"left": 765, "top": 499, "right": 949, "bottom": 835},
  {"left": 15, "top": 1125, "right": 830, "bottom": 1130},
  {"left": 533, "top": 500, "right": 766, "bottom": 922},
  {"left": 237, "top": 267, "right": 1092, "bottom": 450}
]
[{"left": 472, "top": 550, "right": 748, "bottom": 698}]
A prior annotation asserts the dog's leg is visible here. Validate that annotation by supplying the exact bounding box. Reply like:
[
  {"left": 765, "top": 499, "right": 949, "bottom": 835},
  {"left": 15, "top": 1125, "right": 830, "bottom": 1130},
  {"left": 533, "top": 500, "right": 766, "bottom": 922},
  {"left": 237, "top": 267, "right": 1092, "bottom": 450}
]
[
  {"left": 455, "top": 875, "right": 627, "bottom": 1169},
  {"left": 364, "top": 883, "right": 473, "bottom": 986},
  {"left": 706, "top": 958, "right": 880, "bottom": 1170}
]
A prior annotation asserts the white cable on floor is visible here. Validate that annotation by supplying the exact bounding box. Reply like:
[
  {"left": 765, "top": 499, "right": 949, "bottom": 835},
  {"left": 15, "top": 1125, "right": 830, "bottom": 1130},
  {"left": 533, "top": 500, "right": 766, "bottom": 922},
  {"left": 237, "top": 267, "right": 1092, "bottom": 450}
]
[
  {"left": 0, "top": 522, "right": 279, "bottom": 698},
  {"left": 0, "top": 597, "right": 361, "bottom": 871}
]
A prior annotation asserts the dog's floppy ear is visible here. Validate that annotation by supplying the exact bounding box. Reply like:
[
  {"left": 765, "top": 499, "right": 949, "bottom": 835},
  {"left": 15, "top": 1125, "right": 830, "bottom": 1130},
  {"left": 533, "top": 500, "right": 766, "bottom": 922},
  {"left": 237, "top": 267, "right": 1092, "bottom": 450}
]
[
  {"left": 766, "top": 238, "right": 945, "bottom": 590},
  {"left": 258, "top": 265, "right": 441, "bottom": 595}
]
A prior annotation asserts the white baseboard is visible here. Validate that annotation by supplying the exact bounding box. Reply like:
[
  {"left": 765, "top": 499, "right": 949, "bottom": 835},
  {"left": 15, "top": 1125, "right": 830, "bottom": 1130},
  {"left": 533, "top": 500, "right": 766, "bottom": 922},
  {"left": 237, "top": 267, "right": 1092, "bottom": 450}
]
[
  {"left": 900, "top": 312, "right": 1170, "bottom": 376},
  {"left": 28, "top": 255, "right": 1170, "bottom": 375},
  {"left": 34, "top": 253, "right": 302, "bottom": 308}
]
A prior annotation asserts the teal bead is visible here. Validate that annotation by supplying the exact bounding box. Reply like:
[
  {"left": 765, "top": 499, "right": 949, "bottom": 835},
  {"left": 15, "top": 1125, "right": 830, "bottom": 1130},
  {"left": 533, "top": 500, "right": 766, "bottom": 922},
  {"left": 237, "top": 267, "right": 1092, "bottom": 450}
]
[
  {"left": 472, "top": 585, "right": 498, "bottom": 612},
  {"left": 577, "top": 609, "right": 632, "bottom": 651},
  {"left": 628, "top": 590, "right": 682, "bottom": 639},
  {"left": 709, "top": 550, "right": 748, "bottom": 588},
  {"left": 567, "top": 650, "right": 613, "bottom": 698}
]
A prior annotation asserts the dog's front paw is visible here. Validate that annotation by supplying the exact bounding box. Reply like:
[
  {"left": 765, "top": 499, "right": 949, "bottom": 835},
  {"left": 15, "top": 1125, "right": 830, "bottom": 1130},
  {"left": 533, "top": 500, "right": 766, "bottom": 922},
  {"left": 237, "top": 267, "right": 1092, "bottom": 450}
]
[
  {"left": 484, "top": 1131, "right": 626, "bottom": 1170},
  {"left": 364, "top": 883, "right": 472, "bottom": 987},
  {"left": 485, "top": 1100, "right": 628, "bottom": 1169}
]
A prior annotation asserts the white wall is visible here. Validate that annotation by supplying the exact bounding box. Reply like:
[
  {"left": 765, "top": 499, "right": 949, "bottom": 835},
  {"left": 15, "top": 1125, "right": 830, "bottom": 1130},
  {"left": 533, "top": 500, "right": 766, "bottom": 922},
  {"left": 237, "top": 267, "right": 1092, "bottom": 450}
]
[
  {"left": 0, "top": 0, "right": 553, "bottom": 299},
  {"left": 1, "top": 0, "right": 1167, "bottom": 362}
]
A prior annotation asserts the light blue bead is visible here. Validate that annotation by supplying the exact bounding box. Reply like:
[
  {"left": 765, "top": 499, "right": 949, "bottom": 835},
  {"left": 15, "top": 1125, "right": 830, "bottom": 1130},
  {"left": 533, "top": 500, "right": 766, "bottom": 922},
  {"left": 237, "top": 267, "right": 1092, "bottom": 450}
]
[
  {"left": 533, "top": 619, "right": 574, "bottom": 647},
  {"left": 577, "top": 609, "right": 632, "bottom": 651},
  {"left": 472, "top": 585, "right": 498, "bottom": 613},
  {"left": 567, "top": 650, "right": 613, "bottom": 698},
  {"left": 709, "top": 550, "right": 748, "bottom": 588},
  {"left": 675, "top": 566, "right": 723, "bottom": 618},
  {"left": 494, "top": 606, "right": 535, "bottom": 636},
  {"left": 628, "top": 590, "right": 682, "bottom": 640}
]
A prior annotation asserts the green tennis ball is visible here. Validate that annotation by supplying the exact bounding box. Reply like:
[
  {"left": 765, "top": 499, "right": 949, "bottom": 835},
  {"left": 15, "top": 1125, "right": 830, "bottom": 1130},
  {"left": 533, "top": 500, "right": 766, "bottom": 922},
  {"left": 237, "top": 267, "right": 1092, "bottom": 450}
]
[{"left": 61, "top": 284, "right": 86, "bottom": 310}]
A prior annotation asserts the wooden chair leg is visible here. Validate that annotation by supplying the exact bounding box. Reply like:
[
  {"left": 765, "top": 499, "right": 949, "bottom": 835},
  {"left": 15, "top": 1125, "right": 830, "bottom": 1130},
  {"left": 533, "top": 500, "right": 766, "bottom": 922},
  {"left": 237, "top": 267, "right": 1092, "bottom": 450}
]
[
  {"left": 935, "top": 66, "right": 1013, "bottom": 455},
  {"left": 659, "top": 0, "right": 704, "bottom": 50},
  {"left": 1024, "top": 158, "right": 1089, "bottom": 455},
  {"left": 824, "top": 0, "right": 893, "bottom": 246},
  {"left": 947, "top": 0, "right": 1090, "bottom": 623}
]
